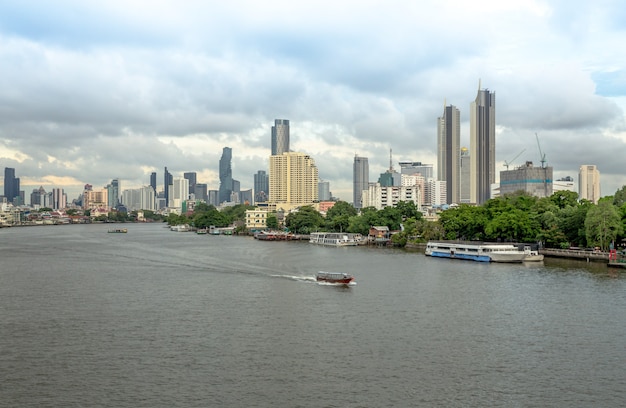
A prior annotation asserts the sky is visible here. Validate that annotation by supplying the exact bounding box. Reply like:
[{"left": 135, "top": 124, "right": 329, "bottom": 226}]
[{"left": 0, "top": 0, "right": 625, "bottom": 203}]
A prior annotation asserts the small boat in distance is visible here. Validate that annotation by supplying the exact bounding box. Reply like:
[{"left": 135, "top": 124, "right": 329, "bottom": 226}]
[
  {"left": 316, "top": 271, "right": 355, "bottom": 285},
  {"left": 108, "top": 228, "right": 128, "bottom": 233}
]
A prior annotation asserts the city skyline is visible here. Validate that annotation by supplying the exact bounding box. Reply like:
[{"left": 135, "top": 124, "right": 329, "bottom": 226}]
[{"left": 0, "top": 1, "right": 625, "bottom": 201}]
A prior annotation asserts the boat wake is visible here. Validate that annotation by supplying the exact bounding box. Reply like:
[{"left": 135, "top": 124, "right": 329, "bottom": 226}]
[{"left": 270, "top": 274, "right": 357, "bottom": 286}]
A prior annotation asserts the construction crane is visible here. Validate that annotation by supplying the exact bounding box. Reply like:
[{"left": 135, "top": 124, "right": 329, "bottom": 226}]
[
  {"left": 536, "top": 132, "right": 546, "bottom": 168},
  {"left": 503, "top": 149, "right": 526, "bottom": 170}
]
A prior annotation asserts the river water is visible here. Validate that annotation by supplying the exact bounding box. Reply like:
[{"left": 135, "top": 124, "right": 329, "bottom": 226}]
[{"left": 1, "top": 223, "right": 624, "bottom": 407}]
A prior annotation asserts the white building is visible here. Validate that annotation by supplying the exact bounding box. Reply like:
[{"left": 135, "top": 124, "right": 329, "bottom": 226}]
[
  {"left": 427, "top": 179, "right": 447, "bottom": 206},
  {"left": 362, "top": 183, "right": 421, "bottom": 210},
  {"left": 121, "top": 186, "right": 156, "bottom": 211},
  {"left": 169, "top": 178, "right": 190, "bottom": 209}
]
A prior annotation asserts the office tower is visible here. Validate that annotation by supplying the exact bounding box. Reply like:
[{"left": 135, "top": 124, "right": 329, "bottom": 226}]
[
  {"left": 398, "top": 161, "right": 434, "bottom": 179},
  {"left": 30, "top": 186, "right": 47, "bottom": 207},
  {"left": 150, "top": 172, "right": 157, "bottom": 192},
  {"left": 219, "top": 147, "right": 233, "bottom": 204},
  {"left": 318, "top": 180, "right": 331, "bottom": 201},
  {"left": 239, "top": 189, "right": 253, "bottom": 205},
  {"left": 208, "top": 190, "right": 219, "bottom": 207},
  {"left": 269, "top": 152, "right": 318, "bottom": 206},
  {"left": 470, "top": 84, "right": 496, "bottom": 204},
  {"left": 254, "top": 170, "right": 269, "bottom": 203},
  {"left": 107, "top": 178, "right": 120, "bottom": 209},
  {"left": 164, "top": 167, "right": 173, "bottom": 207},
  {"left": 170, "top": 177, "right": 189, "bottom": 208},
  {"left": 437, "top": 104, "right": 460, "bottom": 204},
  {"left": 194, "top": 183, "right": 208, "bottom": 202},
  {"left": 460, "top": 147, "right": 471, "bottom": 203},
  {"left": 51, "top": 188, "right": 67, "bottom": 210},
  {"left": 500, "top": 162, "right": 553, "bottom": 198},
  {"left": 4, "top": 167, "right": 20, "bottom": 204},
  {"left": 353, "top": 155, "right": 369, "bottom": 209},
  {"left": 184, "top": 172, "right": 197, "bottom": 195},
  {"left": 271, "top": 119, "right": 290, "bottom": 155},
  {"left": 579, "top": 165, "right": 601, "bottom": 204}
]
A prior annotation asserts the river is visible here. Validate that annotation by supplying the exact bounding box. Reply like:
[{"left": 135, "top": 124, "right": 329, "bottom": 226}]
[{"left": 1, "top": 223, "right": 624, "bottom": 407}]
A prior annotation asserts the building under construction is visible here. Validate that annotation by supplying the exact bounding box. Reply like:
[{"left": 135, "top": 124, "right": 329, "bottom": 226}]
[{"left": 499, "top": 161, "right": 553, "bottom": 198}]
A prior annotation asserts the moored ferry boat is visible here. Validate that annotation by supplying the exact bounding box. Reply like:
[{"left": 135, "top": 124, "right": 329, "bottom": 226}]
[
  {"left": 316, "top": 271, "right": 354, "bottom": 285},
  {"left": 309, "top": 232, "right": 361, "bottom": 246},
  {"left": 425, "top": 241, "right": 526, "bottom": 263}
]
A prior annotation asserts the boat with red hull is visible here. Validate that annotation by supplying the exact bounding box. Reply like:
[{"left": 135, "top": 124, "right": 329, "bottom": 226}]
[{"left": 316, "top": 271, "right": 354, "bottom": 285}]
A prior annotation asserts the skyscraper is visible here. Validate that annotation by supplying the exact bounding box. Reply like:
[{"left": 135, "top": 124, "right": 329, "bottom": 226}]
[
  {"left": 52, "top": 188, "right": 67, "bottom": 210},
  {"left": 184, "top": 172, "right": 197, "bottom": 195},
  {"left": 4, "top": 167, "right": 20, "bottom": 204},
  {"left": 164, "top": 167, "right": 173, "bottom": 207},
  {"left": 254, "top": 170, "right": 269, "bottom": 203},
  {"left": 150, "top": 172, "right": 157, "bottom": 193},
  {"left": 579, "top": 165, "right": 601, "bottom": 204},
  {"left": 318, "top": 180, "right": 331, "bottom": 201},
  {"left": 269, "top": 152, "right": 318, "bottom": 206},
  {"left": 460, "top": 147, "right": 471, "bottom": 203},
  {"left": 353, "top": 155, "right": 369, "bottom": 209},
  {"left": 107, "top": 178, "right": 120, "bottom": 209},
  {"left": 271, "top": 119, "right": 290, "bottom": 155},
  {"left": 437, "top": 104, "right": 460, "bottom": 204},
  {"left": 219, "top": 147, "right": 233, "bottom": 204},
  {"left": 470, "top": 85, "right": 496, "bottom": 204}
]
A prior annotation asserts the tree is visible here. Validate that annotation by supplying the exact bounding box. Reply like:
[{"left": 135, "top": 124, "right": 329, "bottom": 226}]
[
  {"left": 584, "top": 200, "right": 623, "bottom": 250},
  {"left": 284, "top": 206, "right": 324, "bottom": 234},
  {"left": 325, "top": 201, "right": 357, "bottom": 232},
  {"left": 550, "top": 190, "right": 579, "bottom": 209},
  {"left": 266, "top": 213, "right": 279, "bottom": 229},
  {"left": 614, "top": 185, "right": 626, "bottom": 207}
]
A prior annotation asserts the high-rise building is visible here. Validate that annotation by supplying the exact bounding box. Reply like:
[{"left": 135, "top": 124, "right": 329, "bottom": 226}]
[
  {"left": 122, "top": 186, "right": 156, "bottom": 211},
  {"left": 219, "top": 147, "right": 233, "bottom": 204},
  {"left": 30, "top": 186, "right": 47, "bottom": 207},
  {"left": 460, "top": 147, "right": 471, "bottom": 203},
  {"left": 579, "top": 165, "right": 600, "bottom": 204},
  {"left": 184, "top": 172, "right": 197, "bottom": 195},
  {"left": 271, "top": 119, "right": 290, "bottom": 155},
  {"left": 398, "top": 162, "right": 434, "bottom": 179},
  {"left": 470, "top": 85, "right": 496, "bottom": 204},
  {"left": 194, "top": 183, "right": 208, "bottom": 202},
  {"left": 269, "top": 152, "right": 318, "bottom": 208},
  {"left": 254, "top": 170, "right": 269, "bottom": 203},
  {"left": 500, "top": 162, "right": 553, "bottom": 198},
  {"left": 107, "top": 179, "right": 120, "bottom": 209},
  {"left": 51, "top": 188, "right": 67, "bottom": 210},
  {"left": 353, "top": 155, "right": 369, "bottom": 209},
  {"left": 150, "top": 172, "right": 157, "bottom": 192},
  {"left": 4, "top": 167, "right": 20, "bottom": 204},
  {"left": 437, "top": 105, "right": 460, "bottom": 204},
  {"left": 164, "top": 167, "right": 173, "bottom": 207},
  {"left": 318, "top": 180, "right": 331, "bottom": 201}
]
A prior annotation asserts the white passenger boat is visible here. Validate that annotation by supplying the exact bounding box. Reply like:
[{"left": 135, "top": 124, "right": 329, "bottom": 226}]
[
  {"left": 425, "top": 241, "right": 527, "bottom": 263},
  {"left": 309, "top": 232, "right": 361, "bottom": 246}
]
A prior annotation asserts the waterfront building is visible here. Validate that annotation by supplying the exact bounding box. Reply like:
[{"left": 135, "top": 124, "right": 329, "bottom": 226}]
[
  {"left": 269, "top": 152, "right": 318, "bottom": 211},
  {"left": 271, "top": 119, "right": 290, "bottom": 155},
  {"left": 353, "top": 155, "right": 369, "bottom": 209},
  {"left": 121, "top": 186, "right": 156, "bottom": 211},
  {"left": 254, "top": 170, "right": 269, "bottom": 203},
  {"left": 499, "top": 162, "right": 553, "bottom": 198},
  {"left": 437, "top": 104, "right": 461, "bottom": 204},
  {"left": 470, "top": 84, "right": 496, "bottom": 204},
  {"left": 579, "top": 165, "right": 600, "bottom": 204},
  {"left": 83, "top": 186, "right": 108, "bottom": 210},
  {"left": 245, "top": 207, "right": 269, "bottom": 230}
]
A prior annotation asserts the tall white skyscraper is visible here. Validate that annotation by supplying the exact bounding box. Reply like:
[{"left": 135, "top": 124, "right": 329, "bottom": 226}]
[
  {"left": 470, "top": 84, "right": 496, "bottom": 205},
  {"left": 579, "top": 165, "right": 601, "bottom": 204},
  {"left": 437, "top": 104, "right": 460, "bottom": 204}
]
